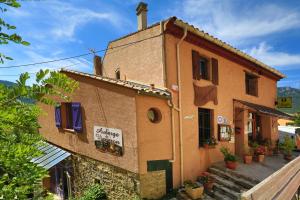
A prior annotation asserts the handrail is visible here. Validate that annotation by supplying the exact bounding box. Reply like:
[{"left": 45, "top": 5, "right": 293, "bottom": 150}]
[{"left": 241, "top": 156, "right": 300, "bottom": 200}]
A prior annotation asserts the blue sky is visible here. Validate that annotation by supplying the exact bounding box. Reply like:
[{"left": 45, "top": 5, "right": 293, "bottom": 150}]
[{"left": 1, "top": 0, "right": 300, "bottom": 88}]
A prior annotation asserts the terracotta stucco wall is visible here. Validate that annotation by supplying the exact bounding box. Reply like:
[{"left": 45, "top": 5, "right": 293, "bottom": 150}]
[
  {"left": 38, "top": 72, "right": 139, "bottom": 173},
  {"left": 164, "top": 33, "right": 278, "bottom": 187},
  {"left": 103, "top": 25, "right": 165, "bottom": 87},
  {"left": 135, "top": 95, "right": 172, "bottom": 174}
]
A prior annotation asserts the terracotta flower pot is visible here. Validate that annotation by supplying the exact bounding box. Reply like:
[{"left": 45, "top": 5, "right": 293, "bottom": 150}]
[
  {"left": 204, "top": 144, "right": 209, "bottom": 149},
  {"left": 244, "top": 155, "right": 252, "bottom": 164},
  {"left": 256, "top": 154, "right": 264, "bottom": 163},
  {"left": 225, "top": 161, "right": 237, "bottom": 170},
  {"left": 185, "top": 186, "right": 204, "bottom": 200},
  {"left": 204, "top": 182, "right": 214, "bottom": 191}
]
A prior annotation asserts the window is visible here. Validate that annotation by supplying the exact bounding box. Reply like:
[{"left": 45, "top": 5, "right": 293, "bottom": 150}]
[
  {"left": 54, "top": 102, "right": 83, "bottom": 133},
  {"left": 218, "top": 124, "right": 231, "bottom": 141},
  {"left": 147, "top": 108, "right": 162, "bottom": 123},
  {"left": 198, "top": 108, "right": 213, "bottom": 147},
  {"left": 192, "top": 50, "right": 219, "bottom": 84},
  {"left": 245, "top": 73, "right": 258, "bottom": 96},
  {"left": 115, "top": 69, "right": 120, "bottom": 80},
  {"left": 199, "top": 58, "right": 209, "bottom": 80}
]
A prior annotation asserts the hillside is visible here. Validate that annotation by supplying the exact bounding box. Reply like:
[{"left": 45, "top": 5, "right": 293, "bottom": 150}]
[
  {"left": 0, "top": 80, "right": 15, "bottom": 87},
  {"left": 277, "top": 87, "right": 300, "bottom": 114}
]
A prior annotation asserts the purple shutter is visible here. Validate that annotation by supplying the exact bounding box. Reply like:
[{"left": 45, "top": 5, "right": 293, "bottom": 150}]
[
  {"left": 71, "top": 102, "right": 82, "bottom": 132},
  {"left": 55, "top": 106, "right": 62, "bottom": 128}
]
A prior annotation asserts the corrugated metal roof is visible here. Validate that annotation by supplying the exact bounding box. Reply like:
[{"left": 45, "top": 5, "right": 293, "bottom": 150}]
[
  {"left": 61, "top": 69, "right": 171, "bottom": 99},
  {"left": 31, "top": 142, "right": 71, "bottom": 170},
  {"left": 235, "top": 100, "right": 293, "bottom": 119}
]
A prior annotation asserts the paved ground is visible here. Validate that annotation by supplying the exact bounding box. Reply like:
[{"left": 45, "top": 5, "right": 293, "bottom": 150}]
[{"left": 214, "top": 151, "right": 300, "bottom": 182}]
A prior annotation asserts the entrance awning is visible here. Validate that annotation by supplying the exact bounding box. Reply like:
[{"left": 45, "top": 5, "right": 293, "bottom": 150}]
[
  {"left": 234, "top": 100, "right": 293, "bottom": 119},
  {"left": 31, "top": 142, "right": 71, "bottom": 170}
]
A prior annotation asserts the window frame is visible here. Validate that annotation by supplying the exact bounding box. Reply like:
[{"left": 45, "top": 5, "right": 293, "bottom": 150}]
[
  {"left": 245, "top": 72, "right": 258, "bottom": 96},
  {"left": 192, "top": 50, "right": 212, "bottom": 81},
  {"left": 198, "top": 108, "right": 213, "bottom": 147}
]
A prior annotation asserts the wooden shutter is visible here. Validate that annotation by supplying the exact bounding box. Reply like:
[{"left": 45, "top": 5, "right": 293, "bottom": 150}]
[
  {"left": 71, "top": 102, "right": 83, "bottom": 132},
  {"left": 54, "top": 106, "right": 62, "bottom": 128},
  {"left": 211, "top": 58, "right": 219, "bottom": 85},
  {"left": 192, "top": 50, "right": 201, "bottom": 80}
]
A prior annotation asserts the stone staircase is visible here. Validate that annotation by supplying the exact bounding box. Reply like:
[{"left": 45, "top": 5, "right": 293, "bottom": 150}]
[
  {"left": 206, "top": 165, "right": 260, "bottom": 200},
  {"left": 175, "top": 164, "right": 260, "bottom": 200}
]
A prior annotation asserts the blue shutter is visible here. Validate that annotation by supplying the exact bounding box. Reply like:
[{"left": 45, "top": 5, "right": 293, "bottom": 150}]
[
  {"left": 55, "top": 106, "right": 62, "bottom": 128},
  {"left": 71, "top": 102, "right": 82, "bottom": 132}
]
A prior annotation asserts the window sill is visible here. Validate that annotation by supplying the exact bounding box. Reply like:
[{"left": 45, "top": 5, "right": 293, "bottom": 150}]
[
  {"left": 246, "top": 93, "right": 258, "bottom": 97},
  {"left": 62, "top": 128, "right": 76, "bottom": 133}
]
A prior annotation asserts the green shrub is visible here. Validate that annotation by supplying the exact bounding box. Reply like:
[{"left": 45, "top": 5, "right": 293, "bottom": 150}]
[
  {"left": 281, "top": 135, "right": 295, "bottom": 156},
  {"left": 220, "top": 147, "right": 237, "bottom": 162},
  {"left": 79, "top": 184, "right": 107, "bottom": 200}
]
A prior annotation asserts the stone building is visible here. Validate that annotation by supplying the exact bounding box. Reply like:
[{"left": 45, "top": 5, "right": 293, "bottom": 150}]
[{"left": 38, "top": 2, "right": 292, "bottom": 199}]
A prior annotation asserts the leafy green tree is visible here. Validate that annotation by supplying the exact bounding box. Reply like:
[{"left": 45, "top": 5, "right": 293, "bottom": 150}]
[
  {"left": 293, "top": 113, "right": 300, "bottom": 126},
  {"left": 0, "top": 0, "right": 30, "bottom": 63},
  {"left": 0, "top": 70, "right": 78, "bottom": 199}
]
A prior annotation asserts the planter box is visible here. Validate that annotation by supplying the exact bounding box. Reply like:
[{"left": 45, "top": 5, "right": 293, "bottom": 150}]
[
  {"left": 185, "top": 186, "right": 204, "bottom": 200},
  {"left": 255, "top": 155, "right": 265, "bottom": 163}
]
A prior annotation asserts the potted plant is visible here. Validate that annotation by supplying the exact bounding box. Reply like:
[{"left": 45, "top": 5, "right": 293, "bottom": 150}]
[
  {"left": 243, "top": 146, "right": 253, "bottom": 164},
  {"left": 254, "top": 145, "right": 266, "bottom": 162},
  {"left": 184, "top": 180, "right": 204, "bottom": 200},
  {"left": 203, "top": 139, "right": 210, "bottom": 149},
  {"left": 220, "top": 147, "right": 238, "bottom": 170},
  {"left": 208, "top": 136, "right": 218, "bottom": 148},
  {"left": 198, "top": 172, "right": 214, "bottom": 191},
  {"left": 281, "top": 135, "right": 295, "bottom": 161},
  {"left": 264, "top": 139, "right": 273, "bottom": 156}
]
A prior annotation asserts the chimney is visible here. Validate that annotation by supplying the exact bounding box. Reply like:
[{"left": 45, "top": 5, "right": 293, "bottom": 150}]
[
  {"left": 136, "top": 2, "right": 148, "bottom": 31},
  {"left": 93, "top": 55, "right": 103, "bottom": 76}
]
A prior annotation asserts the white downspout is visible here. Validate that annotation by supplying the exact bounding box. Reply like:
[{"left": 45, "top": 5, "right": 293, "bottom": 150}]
[{"left": 176, "top": 27, "right": 188, "bottom": 186}]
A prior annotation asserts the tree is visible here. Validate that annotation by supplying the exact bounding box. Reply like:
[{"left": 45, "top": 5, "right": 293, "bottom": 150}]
[
  {"left": 294, "top": 113, "right": 300, "bottom": 126},
  {"left": 0, "top": 1, "right": 79, "bottom": 199},
  {"left": 0, "top": 0, "right": 30, "bottom": 63},
  {"left": 0, "top": 70, "right": 78, "bottom": 199}
]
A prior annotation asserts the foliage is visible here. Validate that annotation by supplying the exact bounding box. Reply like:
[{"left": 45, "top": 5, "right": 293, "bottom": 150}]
[
  {"left": 204, "top": 136, "right": 218, "bottom": 146},
  {"left": 280, "top": 135, "right": 295, "bottom": 156},
  {"left": 277, "top": 87, "right": 300, "bottom": 114},
  {"left": 220, "top": 147, "right": 237, "bottom": 162},
  {"left": 254, "top": 146, "right": 266, "bottom": 155},
  {"left": 183, "top": 180, "right": 201, "bottom": 189},
  {"left": 76, "top": 184, "right": 107, "bottom": 200},
  {"left": 294, "top": 113, "right": 300, "bottom": 126},
  {"left": 197, "top": 172, "right": 214, "bottom": 185},
  {"left": 243, "top": 145, "right": 253, "bottom": 156},
  {"left": 0, "top": 70, "right": 78, "bottom": 199},
  {"left": 0, "top": 0, "right": 30, "bottom": 63}
]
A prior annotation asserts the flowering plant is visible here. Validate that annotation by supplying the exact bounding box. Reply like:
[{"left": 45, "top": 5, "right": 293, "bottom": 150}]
[{"left": 255, "top": 145, "right": 266, "bottom": 155}]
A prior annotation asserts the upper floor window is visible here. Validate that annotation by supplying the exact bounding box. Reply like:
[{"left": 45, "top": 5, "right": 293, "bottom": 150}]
[
  {"left": 245, "top": 73, "right": 258, "bottom": 96},
  {"left": 55, "top": 102, "right": 83, "bottom": 133},
  {"left": 115, "top": 68, "right": 120, "bottom": 80},
  {"left": 192, "top": 50, "right": 219, "bottom": 85}
]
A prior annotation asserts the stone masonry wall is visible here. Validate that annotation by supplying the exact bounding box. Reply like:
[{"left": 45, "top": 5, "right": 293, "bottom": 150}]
[
  {"left": 71, "top": 154, "right": 140, "bottom": 200},
  {"left": 140, "top": 170, "right": 166, "bottom": 199}
]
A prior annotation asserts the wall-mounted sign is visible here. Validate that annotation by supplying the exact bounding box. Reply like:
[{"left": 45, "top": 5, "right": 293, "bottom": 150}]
[
  {"left": 277, "top": 97, "right": 292, "bottom": 108},
  {"left": 94, "top": 126, "right": 123, "bottom": 156},
  {"left": 217, "top": 116, "right": 229, "bottom": 124}
]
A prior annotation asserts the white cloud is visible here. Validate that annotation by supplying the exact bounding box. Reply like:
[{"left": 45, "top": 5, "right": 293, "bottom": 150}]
[
  {"left": 174, "top": 0, "right": 300, "bottom": 43},
  {"left": 245, "top": 42, "right": 300, "bottom": 68}
]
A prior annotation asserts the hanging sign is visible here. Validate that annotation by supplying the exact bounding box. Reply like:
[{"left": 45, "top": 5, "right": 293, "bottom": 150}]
[
  {"left": 94, "top": 126, "right": 123, "bottom": 156},
  {"left": 277, "top": 97, "right": 292, "bottom": 108}
]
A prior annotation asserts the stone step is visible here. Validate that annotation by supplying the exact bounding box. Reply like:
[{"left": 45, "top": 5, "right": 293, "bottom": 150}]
[
  {"left": 212, "top": 164, "right": 260, "bottom": 185},
  {"left": 210, "top": 174, "right": 246, "bottom": 193},
  {"left": 209, "top": 167, "right": 256, "bottom": 189},
  {"left": 213, "top": 183, "right": 241, "bottom": 200},
  {"left": 212, "top": 190, "right": 233, "bottom": 200},
  {"left": 176, "top": 190, "right": 216, "bottom": 200}
]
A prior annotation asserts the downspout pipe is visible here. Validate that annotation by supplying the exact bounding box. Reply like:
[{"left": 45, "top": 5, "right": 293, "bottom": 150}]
[
  {"left": 167, "top": 90, "right": 178, "bottom": 164},
  {"left": 176, "top": 27, "right": 188, "bottom": 186}
]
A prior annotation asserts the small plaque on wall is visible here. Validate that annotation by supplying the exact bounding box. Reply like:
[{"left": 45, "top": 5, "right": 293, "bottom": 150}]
[{"left": 94, "top": 126, "right": 123, "bottom": 156}]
